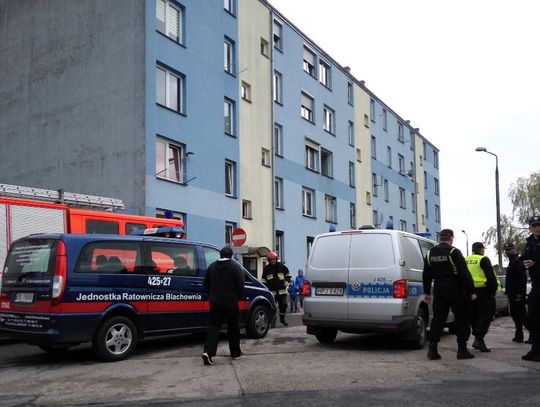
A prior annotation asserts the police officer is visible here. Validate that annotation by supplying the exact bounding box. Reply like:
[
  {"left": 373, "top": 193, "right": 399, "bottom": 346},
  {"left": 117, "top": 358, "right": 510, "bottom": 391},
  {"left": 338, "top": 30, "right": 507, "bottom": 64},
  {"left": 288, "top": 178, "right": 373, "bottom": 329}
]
[
  {"left": 465, "top": 242, "right": 499, "bottom": 353},
  {"left": 522, "top": 215, "right": 540, "bottom": 362},
  {"left": 262, "top": 251, "right": 292, "bottom": 326},
  {"left": 423, "top": 229, "right": 476, "bottom": 360},
  {"left": 504, "top": 242, "right": 529, "bottom": 343}
]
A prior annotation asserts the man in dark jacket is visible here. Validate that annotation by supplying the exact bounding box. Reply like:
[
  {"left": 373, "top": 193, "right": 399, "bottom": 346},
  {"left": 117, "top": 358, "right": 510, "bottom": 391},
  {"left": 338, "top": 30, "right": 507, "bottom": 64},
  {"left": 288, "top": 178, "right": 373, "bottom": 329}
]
[
  {"left": 522, "top": 215, "right": 540, "bottom": 362},
  {"left": 504, "top": 242, "right": 529, "bottom": 343},
  {"left": 423, "top": 229, "right": 476, "bottom": 360},
  {"left": 262, "top": 251, "right": 292, "bottom": 326},
  {"left": 201, "top": 246, "right": 245, "bottom": 366}
]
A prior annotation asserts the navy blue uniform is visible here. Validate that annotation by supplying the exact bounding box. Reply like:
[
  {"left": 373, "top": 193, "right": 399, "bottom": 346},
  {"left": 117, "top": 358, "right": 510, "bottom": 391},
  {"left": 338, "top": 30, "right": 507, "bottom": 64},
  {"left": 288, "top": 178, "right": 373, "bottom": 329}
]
[
  {"left": 506, "top": 252, "right": 529, "bottom": 341},
  {"left": 524, "top": 234, "right": 540, "bottom": 356}
]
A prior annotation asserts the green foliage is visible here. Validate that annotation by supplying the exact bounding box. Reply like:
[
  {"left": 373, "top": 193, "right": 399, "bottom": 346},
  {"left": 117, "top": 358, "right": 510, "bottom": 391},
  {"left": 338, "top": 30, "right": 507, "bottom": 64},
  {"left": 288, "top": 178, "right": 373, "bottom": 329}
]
[{"left": 482, "top": 214, "right": 528, "bottom": 254}]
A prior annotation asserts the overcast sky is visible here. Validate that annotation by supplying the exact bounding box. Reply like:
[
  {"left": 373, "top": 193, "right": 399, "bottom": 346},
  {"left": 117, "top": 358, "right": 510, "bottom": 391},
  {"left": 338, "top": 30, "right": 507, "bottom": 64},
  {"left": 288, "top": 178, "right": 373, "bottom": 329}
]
[{"left": 269, "top": 0, "right": 540, "bottom": 264}]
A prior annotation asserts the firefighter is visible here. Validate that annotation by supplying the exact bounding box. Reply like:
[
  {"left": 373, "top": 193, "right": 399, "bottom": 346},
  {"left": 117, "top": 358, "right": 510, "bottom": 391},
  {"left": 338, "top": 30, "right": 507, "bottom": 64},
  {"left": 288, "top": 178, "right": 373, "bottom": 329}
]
[
  {"left": 262, "top": 251, "right": 292, "bottom": 326},
  {"left": 423, "top": 229, "right": 476, "bottom": 360},
  {"left": 522, "top": 215, "right": 540, "bottom": 362},
  {"left": 465, "top": 242, "right": 499, "bottom": 353}
]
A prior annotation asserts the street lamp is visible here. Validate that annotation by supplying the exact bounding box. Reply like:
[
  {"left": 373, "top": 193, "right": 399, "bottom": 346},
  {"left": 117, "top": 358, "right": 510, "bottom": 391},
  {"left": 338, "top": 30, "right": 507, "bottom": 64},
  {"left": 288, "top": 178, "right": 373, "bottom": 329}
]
[
  {"left": 461, "top": 229, "right": 469, "bottom": 256},
  {"left": 475, "top": 147, "right": 503, "bottom": 267}
]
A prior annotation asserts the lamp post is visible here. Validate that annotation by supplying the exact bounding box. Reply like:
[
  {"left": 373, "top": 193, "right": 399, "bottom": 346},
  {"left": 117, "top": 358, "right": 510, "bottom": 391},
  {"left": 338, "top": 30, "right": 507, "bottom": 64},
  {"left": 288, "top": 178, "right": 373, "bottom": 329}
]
[
  {"left": 475, "top": 147, "right": 503, "bottom": 267},
  {"left": 461, "top": 229, "right": 469, "bottom": 256}
]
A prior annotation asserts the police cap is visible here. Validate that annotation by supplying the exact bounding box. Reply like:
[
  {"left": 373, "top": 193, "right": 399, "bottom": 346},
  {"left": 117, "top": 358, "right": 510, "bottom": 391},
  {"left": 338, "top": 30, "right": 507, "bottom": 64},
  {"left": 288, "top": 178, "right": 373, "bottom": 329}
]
[
  {"left": 439, "top": 229, "right": 454, "bottom": 238},
  {"left": 503, "top": 242, "right": 515, "bottom": 250},
  {"left": 472, "top": 242, "right": 485, "bottom": 250},
  {"left": 529, "top": 215, "right": 540, "bottom": 226}
]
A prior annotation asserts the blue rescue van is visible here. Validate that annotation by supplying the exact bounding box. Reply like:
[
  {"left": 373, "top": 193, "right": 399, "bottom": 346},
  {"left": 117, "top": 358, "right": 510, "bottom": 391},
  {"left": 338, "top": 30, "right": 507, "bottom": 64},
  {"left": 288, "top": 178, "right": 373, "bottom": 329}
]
[{"left": 0, "top": 233, "right": 275, "bottom": 361}]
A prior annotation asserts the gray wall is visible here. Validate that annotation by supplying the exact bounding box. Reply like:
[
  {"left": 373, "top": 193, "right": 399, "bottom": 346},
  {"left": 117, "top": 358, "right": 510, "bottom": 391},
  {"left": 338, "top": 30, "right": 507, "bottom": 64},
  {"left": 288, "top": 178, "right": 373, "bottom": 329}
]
[{"left": 0, "top": 0, "right": 146, "bottom": 213}]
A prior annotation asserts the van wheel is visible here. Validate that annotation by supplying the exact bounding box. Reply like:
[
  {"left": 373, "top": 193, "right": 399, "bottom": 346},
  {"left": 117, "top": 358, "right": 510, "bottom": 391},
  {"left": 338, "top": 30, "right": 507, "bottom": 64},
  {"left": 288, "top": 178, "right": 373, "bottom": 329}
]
[
  {"left": 93, "top": 316, "right": 137, "bottom": 362},
  {"left": 315, "top": 328, "right": 338, "bottom": 344},
  {"left": 39, "top": 345, "right": 71, "bottom": 355},
  {"left": 407, "top": 308, "right": 427, "bottom": 349},
  {"left": 246, "top": 305, "right": 270, "bottom": 339}
]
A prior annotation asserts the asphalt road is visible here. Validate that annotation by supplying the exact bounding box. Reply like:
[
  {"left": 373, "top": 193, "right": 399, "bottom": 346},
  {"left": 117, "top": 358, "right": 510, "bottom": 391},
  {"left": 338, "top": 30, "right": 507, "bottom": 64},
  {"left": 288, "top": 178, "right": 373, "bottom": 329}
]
[{"left": 0, "top": 315, "right": 539, "bottom": 406}]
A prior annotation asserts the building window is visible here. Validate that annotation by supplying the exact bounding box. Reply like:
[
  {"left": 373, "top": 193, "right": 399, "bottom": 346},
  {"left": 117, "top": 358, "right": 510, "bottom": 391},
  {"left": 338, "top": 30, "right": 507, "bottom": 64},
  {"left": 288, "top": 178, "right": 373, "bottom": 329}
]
[
  {"left": 400, "top": 187, "right": 406, "bottom": 208},
  {"left": 319, "top": 60, "right": 331, "bottom": 88},
  {"left": 425, "top": 199, "right": 429, "bottom": 219},
  {"left": 307, "top": 236, "right": 314, "bottom": 258},
  {"left": 242, "top": 200, "right": 252, "bottom": 219},
  {"left": 371, "top": 136, "right": 376, "bottom": 158},
  {"left": 435, "top": 204, "right": 441, "bottom": 222},
  {"left": 241, "top": 81, "right": 251, "bottom": 102},
  {"left": 225, "top": 222, "right": 235, "bottom": 246},
  {"left": 383, "top": 109, "right": 387, "bottom": 131},
  {"left": 356, "top": 148, "right": 362, "bottom": 162},
  {"left": 411, "top": 192, "right": 416, "bottom": 213},
  {"left": 224, "top": 37, "right": 235, "bottom": 74},
  {"left": 349, "top": 161, "right": 355, "bottom": 187},
  {"left": 434, "top": 178, "right": 440, "bottom": 196},
  {"left": 303, "top": 47, "right": 316, "bottom": 77},
  {"left": 225, "top": 160, "right": 236, "bottom": 197},
  {"left": 156, "top": 0, "right": 182, "bottom": 43},
  {"left": 323, "top": 106, "right": 335, "bottom": 134},
  {"left": 224, "top": 0, "right": 235, "bottom": 14},
  {"left": 156, "top": 65, "right": 183, "bottom": 113},
  {"left": 275, "top": 177, "right": 284, "bottom": 209},
  {"left": 273, "top": 19, "right": 283, "bottom": 50},
  {"left": 400, "top": 220, "right": 407, "bottom": 231},
  {"left": 273, "top": 70, "right": 282, "bottom": 104},
  {"left": 260, "top": 38, "right": 269, "bottom": 57},
  {"left": 372, "top": 173, "right": 378, "bottom": 197},
  {"left": 348, "top": 121, "right": 354, "bottom": 146},
  {"left": 373, "top": 210, "right": 379, "bottom": 227},
  {"left": 321, "top": 148, "right": 333, "bottom": 178},
  {"left": 224, "top": 98, "right": 235, "bottom": 136},
  {"left": 276, "top": 230, "right": 284, "bottom": 260},
  {"left": 350, "top": 203, "right": 356, "bottom": 229},
  {"left": 370, "top": 99, "right": 375, "bottom": 122},
  {"left": 366, "top": 191, "right": 372, "bottom": 205},
  {"left": 398, "top": 154, "right": 405, "bottom": 174},
  {"left": 305, "top": 140, "right": 319, "bottom": 172},
  {"left": 273, "top": 123, "right": 283, "bottom": 156},
  {"left": 156, "top": 138, "right": 184, "bottom": 183},
  {"left": 348, "top": 82, "right": 354, "bottom": 105},
  {"left": 423, "top": 142, "right": 427, "bottom": 160},
  {"left": 364, "top": 114, "right": 369, "bottom": 128},
  {"left": 301, "top": 92, "right": 314, "bottom": 122},
  {"left": 387, "top": 146, "right": 392, "bottom": 168},
  {"left": 302, "top": 187, "right": 315, "bottom": 217},
  {"left": 434, "top": 150, "right": 439, "bottom": 168},
  {"left": 398, "top": 122, "right": 404, "bottom": 142},
  {"left": 261, "top": 148, "right": 271, "bottom": 167},
  {"left": 424, "top": 171, "right": 428, "bottom": 190},
  {"left": 384, "top": 179, "right": 389, "bottom": 202},
  {"left": 325, "top": 195, "right": 337, "bottom": 223}
]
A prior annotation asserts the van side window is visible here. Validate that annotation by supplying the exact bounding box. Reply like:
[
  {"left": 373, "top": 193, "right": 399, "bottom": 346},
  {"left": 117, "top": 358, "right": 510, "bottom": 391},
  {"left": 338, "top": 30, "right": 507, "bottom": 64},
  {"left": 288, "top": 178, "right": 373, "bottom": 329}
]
[
  {"left": 148, "top": 243, "right": 198, "bottom": 276},
  {"left": 401, "top": 236, "right": 423, "bottom": 270},
  {"left": 203, "top": 247, "right": 220, "bottom": 271},
  {"left": 126, "top": 223, "right": 147, "bottom": 235},
  {"left": 85, "top": 220, "right": 120, "bottom": 234},
  {"left": 419, "top": 240, "right": 435, "bottom": 258},
  {"left": 76, "top": 242, "right": 142, "bottom": 274}
]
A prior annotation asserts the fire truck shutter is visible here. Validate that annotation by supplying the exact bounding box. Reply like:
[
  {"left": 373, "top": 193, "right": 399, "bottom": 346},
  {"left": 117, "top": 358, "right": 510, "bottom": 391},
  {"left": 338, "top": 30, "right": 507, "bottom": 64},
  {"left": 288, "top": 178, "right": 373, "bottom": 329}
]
[
  {"left": 10, "top": 205, "right": 66, "bottom": 242},
  {"left": 0, "top": 204, "right": 7, "bottom": 266}
]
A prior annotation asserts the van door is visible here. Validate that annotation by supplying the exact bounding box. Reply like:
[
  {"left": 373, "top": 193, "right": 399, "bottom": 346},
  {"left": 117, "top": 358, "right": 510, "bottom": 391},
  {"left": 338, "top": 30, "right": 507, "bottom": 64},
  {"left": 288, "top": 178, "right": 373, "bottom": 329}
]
[
  {"left": 143, "top": 242, "right": 205, "bottom": 333},
  {"left": 307, "top": 233, "right": 350, "bottom": 320},
  {"left": 348, "top": 232, "right": 397, "bottom": 321}
]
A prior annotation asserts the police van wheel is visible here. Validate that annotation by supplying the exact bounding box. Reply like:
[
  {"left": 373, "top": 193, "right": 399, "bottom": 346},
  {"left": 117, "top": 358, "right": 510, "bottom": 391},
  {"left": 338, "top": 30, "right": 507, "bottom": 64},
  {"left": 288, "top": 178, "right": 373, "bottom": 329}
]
[
  {"left": 246, "top": 305, "right": 270, "bottom": 339},
  {"left": 315, "top": 328, "right": 338, "bottom": 344},
  {"left": 407, "top": 308, "right": 427, "bottom": 349},
  {"left": 93, "top": 316, "right": 138, "bottom": 362}
]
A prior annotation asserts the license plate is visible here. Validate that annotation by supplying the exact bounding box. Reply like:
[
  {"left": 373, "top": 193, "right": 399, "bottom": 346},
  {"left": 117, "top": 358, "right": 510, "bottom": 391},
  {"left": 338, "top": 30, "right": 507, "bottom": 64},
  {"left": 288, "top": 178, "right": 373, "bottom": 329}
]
[
  {"left": 14, "top": 292, "right": 35, "bottom": 304},
  {"left": 315, "top": 287, "right": 344, "bottom": 296}
]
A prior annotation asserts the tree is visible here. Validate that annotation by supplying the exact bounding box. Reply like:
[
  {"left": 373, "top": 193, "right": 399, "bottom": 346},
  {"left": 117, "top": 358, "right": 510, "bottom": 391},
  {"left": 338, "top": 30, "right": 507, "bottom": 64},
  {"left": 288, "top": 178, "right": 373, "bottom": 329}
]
[{"left": 483, "top": 170, "right": 540, "bottom": 258}]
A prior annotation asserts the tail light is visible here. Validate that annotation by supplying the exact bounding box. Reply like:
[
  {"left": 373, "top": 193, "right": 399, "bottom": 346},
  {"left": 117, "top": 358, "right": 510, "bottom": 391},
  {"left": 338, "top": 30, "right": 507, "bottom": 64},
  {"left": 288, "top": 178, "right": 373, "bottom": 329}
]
[
  {"left": 393, "top": 279, "right": 408, "bottom": 298},
  {"left": 52, "top": 241, "right": 67, "bottom": 305},
  {"left": 302, "top": 280, "right": 311, "bottom": 297}
]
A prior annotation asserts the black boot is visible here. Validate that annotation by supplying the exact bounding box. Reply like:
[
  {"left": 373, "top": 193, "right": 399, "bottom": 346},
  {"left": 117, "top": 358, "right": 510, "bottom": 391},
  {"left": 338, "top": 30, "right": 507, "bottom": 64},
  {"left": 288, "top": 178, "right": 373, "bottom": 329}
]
[
  {"left": 512, "top": 331, "right": 524, "bottom": 343},
  {"left": 427, "top": 342, "right": 441, "bottom": 360},
  {"left": 457, "top": 343, "right": 475, "bottom": 359},
  {"left": 280, "top": 315, "right": 288, "bottom": 326},
  {"left": 472, "top": 337, "right": 491, "bottom": 352}
]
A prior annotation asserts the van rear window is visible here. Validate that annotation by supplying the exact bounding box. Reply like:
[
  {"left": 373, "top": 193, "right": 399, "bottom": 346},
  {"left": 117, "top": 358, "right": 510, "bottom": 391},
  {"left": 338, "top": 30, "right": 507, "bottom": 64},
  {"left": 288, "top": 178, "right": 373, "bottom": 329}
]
[
  {"left": 349, "top": 233, "right": 395, "bottom": 269},
  {"left": 4, "top": 239, "right": 56, "bottom": 276}
]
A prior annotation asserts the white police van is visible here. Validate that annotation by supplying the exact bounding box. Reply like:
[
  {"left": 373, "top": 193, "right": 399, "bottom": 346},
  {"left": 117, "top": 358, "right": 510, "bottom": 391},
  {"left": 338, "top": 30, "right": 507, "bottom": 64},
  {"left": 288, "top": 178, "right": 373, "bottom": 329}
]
[{"left": 302, "top": 228, "right": 452, "bottom": 348}]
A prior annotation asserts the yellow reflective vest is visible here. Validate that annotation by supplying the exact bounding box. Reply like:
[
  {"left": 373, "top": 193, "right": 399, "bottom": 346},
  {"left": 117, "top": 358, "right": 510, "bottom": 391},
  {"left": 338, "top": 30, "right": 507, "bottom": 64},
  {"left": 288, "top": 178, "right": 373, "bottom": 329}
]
[{"left": 465, "top": 253, "right": 502, "bottom": 291}]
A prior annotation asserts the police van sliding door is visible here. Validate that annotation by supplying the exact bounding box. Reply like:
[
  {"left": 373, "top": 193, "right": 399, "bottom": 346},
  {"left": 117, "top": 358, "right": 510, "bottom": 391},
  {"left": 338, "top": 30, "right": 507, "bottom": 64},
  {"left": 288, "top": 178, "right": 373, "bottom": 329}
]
[
  {"left": 143, "top": 242, "right": 205, "bottom": 333},
  {"left": 348, "top": 233, "right": 397, "bottom": 321}
]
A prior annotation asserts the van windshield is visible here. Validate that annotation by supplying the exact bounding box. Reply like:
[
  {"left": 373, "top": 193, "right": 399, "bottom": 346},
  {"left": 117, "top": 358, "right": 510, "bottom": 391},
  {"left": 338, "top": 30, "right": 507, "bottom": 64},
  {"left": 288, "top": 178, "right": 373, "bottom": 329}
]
[{"left": 4, "top": 239, "right": 56, "bottom": 276}]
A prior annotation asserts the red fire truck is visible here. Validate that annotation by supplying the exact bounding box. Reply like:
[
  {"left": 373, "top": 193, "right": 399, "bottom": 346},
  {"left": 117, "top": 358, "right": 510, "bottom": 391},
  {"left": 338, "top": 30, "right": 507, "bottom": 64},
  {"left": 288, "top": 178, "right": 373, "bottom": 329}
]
[{"left": 0, "top": 183, "right": 184, "bottom": 267}]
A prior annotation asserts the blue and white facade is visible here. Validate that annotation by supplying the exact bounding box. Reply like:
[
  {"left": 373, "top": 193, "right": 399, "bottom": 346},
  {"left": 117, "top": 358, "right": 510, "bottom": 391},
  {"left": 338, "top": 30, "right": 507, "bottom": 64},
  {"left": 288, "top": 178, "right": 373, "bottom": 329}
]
[{"left": 0, "top": 0, "right": 441, "bottom": 279}]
